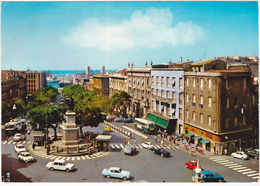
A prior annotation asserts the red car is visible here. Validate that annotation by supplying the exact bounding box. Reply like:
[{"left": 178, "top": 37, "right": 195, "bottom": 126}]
[{"left": 185, "top": 161, "right": 201, "bottom": 171}]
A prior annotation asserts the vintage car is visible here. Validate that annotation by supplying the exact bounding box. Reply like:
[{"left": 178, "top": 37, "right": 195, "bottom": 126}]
[
  {"left": 245, "top": 149, "right": 259, "bottom": 160},
  {"left": 114, "top": 118, "right": 124, "bottom": 122},
  {"left": 104, "top": 126, "right": 112, "bottom": 132},
  {"left": 102, "top": 167, "right": 131, "bottom": 180},
  {"left": 231, "top": 151, "right": 248, "bottom": 160},
  {"left": 14, "top": 133, "right": 24, "bottom": 141},
  {"left": 185, "top": 161, "right": 199, "bottom": 171},
  {"left": 14, "top": 144, "right": 27, "bottom": 154},
  {"left": 141, "top": 142, "right": 154, "bottom": 150},
  {"left": 18, "top": 151, "right": 35, "bottom": 163},
  {"left": 124, "top": 118, "right": 134, "bottom": 123},
  {"left": 124, "top": 145, "right": 137, "bottom": 155},
  {"left": 152, "top": 148, "right": 170, "bottom": 157},
  {"left": 192, "top": 171, "right": 224, "bottom": 182},
  {"left": 46, "top": 159, "right": 75, "bottom": 172}
]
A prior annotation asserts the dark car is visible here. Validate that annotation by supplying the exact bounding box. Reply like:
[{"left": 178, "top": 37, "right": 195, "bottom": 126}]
[
  {"left": 246, "top": 149, "right": 259, "bottom": 159},
  {"left": 114, "top": 118, "right": 124, "bottom": 122},
  {"left": 124, "top": 118, "right": 134, "bottom": 123},
  {"left": 152, "top": 148, "right": 170, "bottom": 157}
]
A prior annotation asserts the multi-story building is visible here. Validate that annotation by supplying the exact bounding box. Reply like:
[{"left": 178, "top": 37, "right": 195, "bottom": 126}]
[
  {"left": 149, "top": 63, "right": 184, "bottom": 135},
  {"left": 127, "top": 63, "right": 152, "bottom": 118},
  {"left": 86, "top": 66, "right": 91, "bottom": 77},
  {"left": 109, "top": 69, "right": 128, "bottom": 98},
  {"left": 184, "top": 59, "right": 254, "bottom": 155},
  {"left": 93, "top": 74, "right": 109, "bottom": 96},
  {"left": 1, "top": 70, "right": 27, "bottom": 103},
  {"left": 22, "top": 71, "right": 46, "bottom": 95}
]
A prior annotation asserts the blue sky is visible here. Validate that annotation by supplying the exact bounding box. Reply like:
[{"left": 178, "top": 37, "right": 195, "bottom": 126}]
[{"left": 1, "top": 1, "right": 258, "bottom": 71}]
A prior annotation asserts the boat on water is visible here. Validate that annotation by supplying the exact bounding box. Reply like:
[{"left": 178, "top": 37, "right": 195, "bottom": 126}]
[
  {"left": 46, "top": 74, "right": 60, "bottom": 83},
  {"left": 58, "top": 80, "right": 72, "bottom": 87}
]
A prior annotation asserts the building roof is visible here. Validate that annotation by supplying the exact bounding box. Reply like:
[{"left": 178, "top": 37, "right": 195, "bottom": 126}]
[
  {"left": 191, "top": 59, "right": 223, "bottom": 66},
  {"left": 206, "top": 69, "right": 249, "bottom": 73},
  {"left": 116, "top": 69, "right": 127, "bottom": 75}
]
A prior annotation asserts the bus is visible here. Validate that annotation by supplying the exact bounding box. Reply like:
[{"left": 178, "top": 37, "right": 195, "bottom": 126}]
[
  {"left": 134, "top": 118, "right": 156, "bottom": 134},
  {"left": 4, "top": 119, "right": 27, "bottom": 136}
]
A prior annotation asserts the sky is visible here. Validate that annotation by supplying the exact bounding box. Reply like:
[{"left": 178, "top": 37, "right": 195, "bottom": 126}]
[{"left": 1, "top": 1, "right": 258, "bottom": 71}]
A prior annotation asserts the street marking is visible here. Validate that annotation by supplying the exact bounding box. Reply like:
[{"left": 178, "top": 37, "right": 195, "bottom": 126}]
[
  {"left": 219, "top": 162, "right": 234, "bottom": 165},
  {"left": 209, "top": 157, "right": 224, "bottom": 160},
  {"left": 7, "top": 141, "right": 13, "bottom": 144},
  {"left": 115, "top": 144, "right": 120, "bottom": 149},
  {"left": 155, "top": 145, "right": 161, "bottom": 148},
  {"left": 247, "top": 173, "right": 259, "bottom": 177},
  {"left": 233, "top": 167, "right": 247, "bottom": 170},
  {"left": 23, "top": 141, "right": 26, "bottom": 144},
  {"left": 237, "top": 169, "right": 252, "bottom": 172},
  {"left": 226, "top": 164, "right": 240, "bottom": 168},
  {"left": 50, "top": 156, "right": 57, "bottom": 160},
  {"left": 214, "top": 160, "right": 230, "bottom": 163},
  {"left": 243, "top": 171, "right": 257, "bottom": 175},
  {"left": 85, "top": 155, "right": 91, "bottom": 159},
  {"left": 61, "top": 157, "right": 66, "bottom": 160},
  {"left": 71, "top": 157, "right": 75, "bottom": 161},
  {"left": 163, "top": 145, "right": 171, "bottom": 149},
  {"left": 3, "top": 141, "right": 7, "bottom": 144},
  {"left": 175, "top": 146, "right": 180, "bottom": 149},
  {"left": 12, "top": 142, "right": 17, "bottom": 144},
  {"left": 81, "top": 156, "right": 86, "bottom": 160},
  {"left": 212, "top": 158, "right": 225, "bottom": 161},
  {"left": 41, "top": 155, "right": 49, "bottom": 158},
  {"left": 27, "top": 141, "right": 31, "bottom": 143},
  {"left": 120, "top": 144, "right": 124, "bottom": 148},
  {"left": 252, "top": 176, "right": 259, "bottom": 179},
  {"left": 66, "top": 157, "right": 71, "bottom": 161},
  {"left": 110, "top": 144, "right": 115, "bottom": 149},
  {"left": 76, "top": 157, "right": 81, "bottom": 160}
]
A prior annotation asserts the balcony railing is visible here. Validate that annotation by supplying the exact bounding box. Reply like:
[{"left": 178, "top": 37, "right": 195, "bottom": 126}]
[
  {"left": 199, "top": 104, "right": 203, "bottom": 108},
  {"left": 192, "top": 102, "right": 196, "bottom": 106}
]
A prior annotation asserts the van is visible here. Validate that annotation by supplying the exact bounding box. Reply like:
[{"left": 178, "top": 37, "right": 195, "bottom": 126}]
[{"left": 124, "top": 145, "right": 137, "bottom": 155}]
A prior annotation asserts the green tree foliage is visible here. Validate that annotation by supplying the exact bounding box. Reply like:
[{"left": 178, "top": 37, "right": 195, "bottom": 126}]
[
  {"left": 110, "top": 91, "right": 131, "bottom": 118},
  {"left": 32, "top": 86, "right": 58, "bottom": 105}
]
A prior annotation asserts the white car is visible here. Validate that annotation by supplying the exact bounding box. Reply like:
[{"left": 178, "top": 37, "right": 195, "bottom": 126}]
[
  {"left": 46, "top": 159, "right": 75, "bottom": 172},
  {"left": 14, "top": 144, "right": 27, "bottom": 154},
  {"left": 14, "top": 133, "right": 24, "bottom": 141},
  {"left": 141, "top": 142, "right": 154, "bottom": 150},
  {"left": 18, "top": 152, "right": 34, "bottom": 163},
  {"left": 231, "top": 151, "right": 248, "bottom": 160}
]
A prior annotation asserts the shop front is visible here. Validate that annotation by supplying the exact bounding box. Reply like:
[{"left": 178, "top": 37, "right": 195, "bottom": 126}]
[{"left": 95, "top": 135, "right": 112, "bottom": 152}]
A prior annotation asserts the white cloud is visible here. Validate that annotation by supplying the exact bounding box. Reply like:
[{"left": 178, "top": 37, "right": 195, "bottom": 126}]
[{"left": 62, "top": 7, "right": 205, "bottom": 51}]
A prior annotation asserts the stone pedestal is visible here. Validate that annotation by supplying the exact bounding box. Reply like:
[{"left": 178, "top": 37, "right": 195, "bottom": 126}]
[{"left": 62, "top": 111, "right": 80, "bottom": 145}]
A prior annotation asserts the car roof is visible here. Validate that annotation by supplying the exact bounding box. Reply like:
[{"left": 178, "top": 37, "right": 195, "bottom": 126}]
[
  {"left": 20, "top": 152, "right": 30, "bottom": 155},
  {"left": 110, "top": 167, "right": 120, "bottom": 170},
  {"left": 53, "top": 159, "right": 66, "bottom": 163},
  {"left": 201, "top": 171, "right": 214, "bottom": 174},
  {"left": 17, "top": 144, "right": 25, "bottom": 147}
]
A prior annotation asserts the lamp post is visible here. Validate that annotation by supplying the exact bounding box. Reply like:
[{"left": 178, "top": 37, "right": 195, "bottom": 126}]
[
  {"left": 194, "top": 157, "right": 202, "bottom": 182},
  {"left": 12, "top": 104, "right": 17, "bottom": 121}
]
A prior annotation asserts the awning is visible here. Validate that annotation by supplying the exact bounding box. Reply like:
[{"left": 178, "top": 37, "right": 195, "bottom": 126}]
[
  {"left": 194, "top": 136, "right": 202, "bottom": 140},
  {"left": 146, "top": 113, "right": 168, "bottom": 129},
  {"left": 185, "top": 133, "right": 194, "bottom": 137},
  {"left": 200, "top": 139, "right": 210, "bottom": 144}
]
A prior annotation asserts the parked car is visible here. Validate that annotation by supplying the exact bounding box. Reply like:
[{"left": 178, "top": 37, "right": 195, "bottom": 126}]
[
  {"left": 102, "top": 167, "right": 131, "bottom": 180},
  {"left": 14, "top": 144, "right": 27, "bottom": 154},
  {"left": 102, "top": 130, "right": 110, "bottom": 135},
  {"left": 124, "top": 118, "right": 134, "bottom": 123},
  {"left": 245, "top": 149, "right": 259, "bottom": 159},
  {"left": 152, "top": 148, "right": 170, "bottom": 157},
  {"left": 104, "top": 126, "right": 112, "bottom": 132},
  {"left": 192, "top": 171, "right": 224, "bottom": 182},
  {"left": 46, "top": 159, "right": 75, "bottom": 172},
  {"left": 114, "top": 118, "right": 124, "bottom": 122},
  {"left": 124, "top": 145, "right": 137, "bottom": 155},
  {"left": 18, "top": 151, "right": 35, "bottom": 163},
  {"left": 231, "top": 151, "right": 248, "bottom": 160},
  {"left": 185, "top": 161, "right": 200, "bottom": 171},
  {"left": 13, "top": 133, "right": 24, "bottom": 141},
  {"left": 107, "top": 116, "right": 116, "bottom": 121},
  {"left": 141, "top": 142, "right": 154, "bottom": 150}
]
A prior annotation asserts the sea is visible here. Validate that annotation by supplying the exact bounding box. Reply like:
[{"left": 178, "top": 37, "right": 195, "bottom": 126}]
[{"left": 40, "top": 70, "right": 117, "bottom": 88}]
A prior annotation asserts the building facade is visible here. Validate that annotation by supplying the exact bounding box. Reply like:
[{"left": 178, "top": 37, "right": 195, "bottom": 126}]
[
  {"left": 93, "top": 74, "right": 109, "bottom": 96},
  {"left": 127, "top": 65, "right": 151, "bottom": 118},
  {"left": 109, "top": 69, "right": 128, "bottom": 98},
  {"left": 22, "top": 71, "right": 47, "bottom": 95},
  {"left": 149, "top": 65, "right": 184, "bottom": 135},
  {"left": 184, "top": 68, "right": 254, "bottom": 155}
]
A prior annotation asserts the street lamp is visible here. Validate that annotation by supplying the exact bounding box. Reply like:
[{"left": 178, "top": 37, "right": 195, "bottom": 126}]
[{"left": 11, "top": 104, "right": 17, "bottom": 121}]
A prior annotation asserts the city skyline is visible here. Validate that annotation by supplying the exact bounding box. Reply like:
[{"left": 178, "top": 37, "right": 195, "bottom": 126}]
[{"left": 2, "top": 1, "right": 258, "bottom": 70}]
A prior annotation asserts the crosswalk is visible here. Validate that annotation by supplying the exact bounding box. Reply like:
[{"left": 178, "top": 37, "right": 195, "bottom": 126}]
[
  {"left": 32, "top": 151, "right": 110, "bottom": 161},
  {"left": 209, "top": 157, "right": 259, "bottom": 180},
  {"left": 2, "top": 140, "right": 31, "bottom": 145},
  {"left": 109, "top": 143, "right": 179, "bottom": 150}
]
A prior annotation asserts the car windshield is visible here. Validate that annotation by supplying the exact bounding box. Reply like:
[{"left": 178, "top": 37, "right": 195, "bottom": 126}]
[{"left": 18, "top": 146, "right": 24, "bottom": 148}]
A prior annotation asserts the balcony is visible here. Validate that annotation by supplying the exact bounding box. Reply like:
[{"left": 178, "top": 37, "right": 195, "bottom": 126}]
[
  {"left": 192, "top": 102, "right": 196, "bottom": 106},
  {"left": 199, "top": 104, "right": 203, "bottom": 108},
  {"left": 151, "top": 94, "right": 176, "bottom": 103}
]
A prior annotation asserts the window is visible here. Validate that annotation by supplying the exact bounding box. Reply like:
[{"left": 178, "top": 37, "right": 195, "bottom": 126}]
[
  {"left": 161, "top": 77, "right": 164, "bottom": 87},
  {"left": 161, "top": 90, "right": 164, "bottom": 97},
  {"left": 186, "top": 109, "right": 189, "bottom": 118},
  {"left": 208, "top": 79, "right": 212, "bottom": 89},
  {"left": 166, "top": 91, "right": 169, "bottom": 98},
  {"left": 186, "top": 78, "right": 189, "bottom": 87},
  {"left": 172, "top": 108, "right": 176, "bottom": 117},
  {"left": 179, "top": 108, "right": 183, "bottom": 119},
  {"left": 166, "top": 77, "right": 169, "bottom": 87},
  {"left": 244, "top": 78, "right": 247, "bottom": 89},
  {"left": 193, "top": 94, "right": 196, "bottom": 103},
  {"left": 179, "top": 93, "right": 183, "bottom": 105},
  {"left": 200, "top": 95, "right": 203, "bottom": 105},
  {"left": 156, "top": 76, "right": 159, "bottom": 86},
  {"left": 200, "top": 78, "right": 204, "bottom": 89},
  {"left": 156, "top": 89, "right": 159, "bottom": 96},
  {"left": 208, "top": 97, "right": 212, "bottom": 107},
  {"left": 225, "top": 119, "right": 229, "bottom": 128},
  {"left": 234, "top": 97, "right": 238, "bottom": 105},
  {"left": 186, "top": 93, "right": 189, "bottom": 102},
  {"left": 253, "top": 95, "right": 256, "bottom": 104},
  {"left": 208, "top": 116, "right": 212, "bottom": 126},
  {"left": 152, "top": 76, "right": 154, "bottom": 85},
  {"left": 172, "top": 92, "right": 175, "bottom": 101},
  {"left": 243, "top": 115, "right": 246, "bottom": 125},
  {"left": 193, "top": 78, "right": 196, "bottom": 88},
  {"left": 152, "top": 88, "right": 154, "bottom": 95},
  {"left": 172, "top": 77, "right": 176, "bottom": 88},
  {"left": 226, "top": 98, "right": 229, "bottom": 108},
  {"left": 192, "top": 111, "right": 196, "bottom": 121},
  {"left": 179, "top": 78, "right": 183, "bottom": 89},
  {"left": 226, "top": 79, "right": 229, "bottom": 89},
  {"left": 200, "top": 113, "right": 203, "bottom": 123},
  {"left": 234, "top": 117, "right": 238, "bottom": 127}
]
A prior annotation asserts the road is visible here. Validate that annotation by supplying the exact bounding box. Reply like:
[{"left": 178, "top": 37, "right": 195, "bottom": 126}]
[{"left": 1, "top": 122, "right": 259, "bottom": 182}]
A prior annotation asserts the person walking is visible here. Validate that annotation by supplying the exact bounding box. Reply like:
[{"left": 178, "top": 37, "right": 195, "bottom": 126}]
[
  {"left": 154, "top": 135, "right": 157, "bottom": 143},
  {"left": 161, "top": 140, "right": 163, "bottom": 146},
  {"left": 32, "top": 143, "right": 36, "bottom": 150}
]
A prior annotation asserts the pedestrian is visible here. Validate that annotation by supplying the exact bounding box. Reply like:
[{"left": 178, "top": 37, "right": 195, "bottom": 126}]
[
  {"left": 6, "top": 171, "right": 10, "bottom": 182},
  {"left": 190, "top": 148, "right": 193, "bottom": 156},
  {"left": 161, "top": 140, "right": 163, "bottom": 146},
  {"left": 32, "top": 143, "right": 35, "bottom": 150},
  {"left": 160, "top": 132, "right": 163, "bottom": 138},
  {"left": 154, "top": 135, "right": 157, "bottom": 142},
  {"left": 134, "top": 139, "right": 136, "bottom": 145}
]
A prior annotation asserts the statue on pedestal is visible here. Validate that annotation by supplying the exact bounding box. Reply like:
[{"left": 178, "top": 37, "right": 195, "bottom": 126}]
[{"left": 65, "top": 97, "right": 74, "bottom": 112}]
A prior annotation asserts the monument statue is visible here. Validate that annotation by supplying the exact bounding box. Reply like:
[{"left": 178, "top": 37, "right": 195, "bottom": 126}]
[{"left": 65, "top": 97, "right": 74, "bottom": 112}]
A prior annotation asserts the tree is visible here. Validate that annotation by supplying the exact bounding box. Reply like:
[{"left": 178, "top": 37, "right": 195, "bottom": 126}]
[
  {"left": 33, "top": 86, "right": 58, "bottom": 105},
  {"left": 110, "top": 91, "right": 131, "bottom": 118}
]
